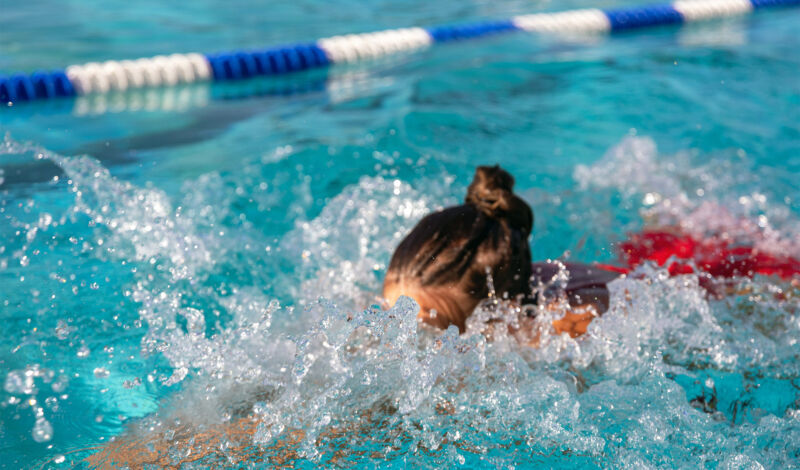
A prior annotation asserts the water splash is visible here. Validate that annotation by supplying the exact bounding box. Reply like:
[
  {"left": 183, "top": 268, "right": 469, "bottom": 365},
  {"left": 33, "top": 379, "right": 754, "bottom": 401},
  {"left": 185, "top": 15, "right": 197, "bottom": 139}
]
[
  {"left": 2, "top": 135, "right": 799, "bottom": 468},
  {"left": 574, "top": 135, "right": 800, "bottom": 259}
]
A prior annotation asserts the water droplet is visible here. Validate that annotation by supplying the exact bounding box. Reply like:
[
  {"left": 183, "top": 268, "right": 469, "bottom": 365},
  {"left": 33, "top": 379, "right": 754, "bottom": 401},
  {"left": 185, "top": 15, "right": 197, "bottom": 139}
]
[
  {"left": 93, "top": 367, "right": 110, "bottom": 379},
  {"left": 51, "top": 375, "right": 69, "bottom": 393},
  {"left": 5, "top": 370, "right": 35, "bottom": 395},
  {"left": 123, "top": 377, "right": 141, "bottom": 389},
  {"left": 32, "top": 417, "right": 53, "bottom": 443},
  {"left": 76, "top": 346, "right": 90, "bottom": 358},
  {"left": 55, "top": 320, "right": 73, "bottom": 340}
]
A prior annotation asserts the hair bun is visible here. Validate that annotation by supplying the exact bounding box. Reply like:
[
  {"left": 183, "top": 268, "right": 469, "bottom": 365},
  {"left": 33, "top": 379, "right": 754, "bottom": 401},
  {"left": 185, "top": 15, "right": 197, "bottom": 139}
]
[
  {"left": 466, "top": 165, "right": 533, "bottom": 234},
  {"left": 466, "top": 165, "right": 515, "bottom": 216}
]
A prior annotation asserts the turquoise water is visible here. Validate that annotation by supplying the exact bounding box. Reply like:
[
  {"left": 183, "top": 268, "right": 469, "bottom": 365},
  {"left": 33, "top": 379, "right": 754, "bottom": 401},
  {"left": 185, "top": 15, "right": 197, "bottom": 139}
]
[{"left": 2, "top": 0, "right": 800, "bottom": 468}]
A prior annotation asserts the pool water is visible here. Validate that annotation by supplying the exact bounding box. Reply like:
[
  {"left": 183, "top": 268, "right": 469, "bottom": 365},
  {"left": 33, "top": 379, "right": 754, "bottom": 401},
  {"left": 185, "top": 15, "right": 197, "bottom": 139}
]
[{"left": 2, "top": 0, "right": 800, "bottom": 468}]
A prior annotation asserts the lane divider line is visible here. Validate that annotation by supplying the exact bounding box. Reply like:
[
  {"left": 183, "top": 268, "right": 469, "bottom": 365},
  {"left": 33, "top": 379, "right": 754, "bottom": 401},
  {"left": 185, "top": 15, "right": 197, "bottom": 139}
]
[{"left": 1, "top": 0, "right": 798, "bottom": 103}]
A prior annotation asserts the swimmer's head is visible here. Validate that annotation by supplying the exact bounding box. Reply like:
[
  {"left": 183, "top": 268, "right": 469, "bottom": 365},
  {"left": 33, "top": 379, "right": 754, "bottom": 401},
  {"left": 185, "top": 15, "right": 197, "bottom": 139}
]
[{"left": 383, "top": 165, "right": 533, "bottom": 332}]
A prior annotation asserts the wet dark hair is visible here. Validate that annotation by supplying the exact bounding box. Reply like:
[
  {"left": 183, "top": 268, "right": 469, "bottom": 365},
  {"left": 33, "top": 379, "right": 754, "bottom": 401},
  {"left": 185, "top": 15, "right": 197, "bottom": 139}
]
[{"left": 384, "top": 165, "right": 533, "bottom": 331}]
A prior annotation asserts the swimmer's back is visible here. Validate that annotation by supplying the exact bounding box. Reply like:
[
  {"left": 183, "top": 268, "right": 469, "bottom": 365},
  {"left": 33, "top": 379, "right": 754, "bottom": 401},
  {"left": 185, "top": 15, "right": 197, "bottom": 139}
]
[{"left": 531, "top": 262, "right": 622, "bottom": 313}]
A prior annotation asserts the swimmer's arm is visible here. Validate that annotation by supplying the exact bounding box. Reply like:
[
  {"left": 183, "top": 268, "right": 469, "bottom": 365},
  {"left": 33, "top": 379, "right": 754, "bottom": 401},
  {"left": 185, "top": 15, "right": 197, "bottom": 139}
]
[
  {"left": 512, "top": 303, "right": 599, "bottom": 347},
  {"left": 496, "top": 302, "right": 600, "bottom": 348},
  {"left": 86, "top": 414, "right": 356, "bottom": 468},
  {"left": 85, "top": 416, "right": 265, "bottom": 469},
  {"left": 550, "top": 305, "right": 598, "bottom": 338}
]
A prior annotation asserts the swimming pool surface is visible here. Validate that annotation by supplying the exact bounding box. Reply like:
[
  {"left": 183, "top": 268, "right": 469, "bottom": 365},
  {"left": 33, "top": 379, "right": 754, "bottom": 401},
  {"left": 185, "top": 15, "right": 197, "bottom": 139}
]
[{"left": 2, "top": 0, "right": 800, "bottom": 468}]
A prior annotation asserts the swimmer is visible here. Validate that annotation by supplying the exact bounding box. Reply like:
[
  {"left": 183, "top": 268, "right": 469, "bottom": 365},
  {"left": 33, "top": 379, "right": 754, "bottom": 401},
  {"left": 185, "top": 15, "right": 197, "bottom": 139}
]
[
  {"left": 86, "top": 165, "right": 799, "bottom": 467},
  {"left": 382, "top": 165, "right": 800, "bottom": 337},
  {"left": 85, "top": 166, "right": 621, "bottom": 468},
  {"left": 382, "top": 165, "right": 621, "bottom": 339}
]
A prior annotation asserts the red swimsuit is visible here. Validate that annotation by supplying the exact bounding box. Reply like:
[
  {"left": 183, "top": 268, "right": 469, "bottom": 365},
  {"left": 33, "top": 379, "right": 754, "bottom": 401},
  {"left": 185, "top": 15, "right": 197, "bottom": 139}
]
[{"left": 618, "top": 229, "right": 800, "bottom": 280}]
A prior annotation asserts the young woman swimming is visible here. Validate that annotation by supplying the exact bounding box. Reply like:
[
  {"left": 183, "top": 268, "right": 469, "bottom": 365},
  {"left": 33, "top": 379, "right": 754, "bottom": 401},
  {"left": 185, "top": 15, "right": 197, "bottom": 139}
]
[
  {"left": 383, "top": 165, "right": 800, "bottom": 338},
  {"left": 86, "top": 165, "right": 799, "bottom": 467},
  {"left": 382, "top": 165, "right": 620, "bottom": 338}
]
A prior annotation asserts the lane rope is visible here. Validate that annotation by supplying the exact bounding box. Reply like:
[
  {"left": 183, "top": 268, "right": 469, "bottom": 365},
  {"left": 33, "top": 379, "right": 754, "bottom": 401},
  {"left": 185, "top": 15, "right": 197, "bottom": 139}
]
[{"left": 1, "top": 0, "right": 798, "bottom": 103}]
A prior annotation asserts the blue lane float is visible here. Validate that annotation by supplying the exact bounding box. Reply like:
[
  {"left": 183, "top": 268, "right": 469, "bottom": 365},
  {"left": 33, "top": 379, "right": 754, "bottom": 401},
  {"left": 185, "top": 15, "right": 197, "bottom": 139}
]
[
  {"left": 2, "top": 0, "right": 798, "bottom": 103},
  {"left": 426, "top": 20, "right": 518, "bottom": 42},
  {"left": 207, "top": 43, "right": 329, "bottom": 81},
  {"left": 603, "top": 4, "right": 685, "bottom": 30}
]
